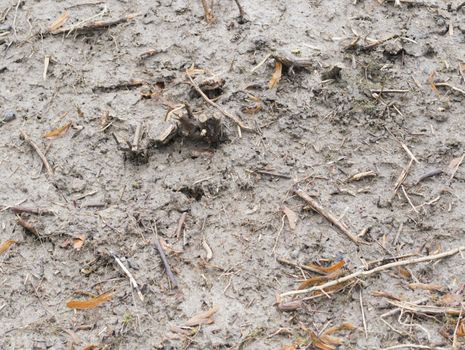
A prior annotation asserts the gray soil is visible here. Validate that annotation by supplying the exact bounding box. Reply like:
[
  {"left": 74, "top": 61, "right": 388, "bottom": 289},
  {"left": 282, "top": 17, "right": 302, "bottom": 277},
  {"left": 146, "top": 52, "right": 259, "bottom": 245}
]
[{"left": 1, "top": 0, "right": 465, "bottom": 349}]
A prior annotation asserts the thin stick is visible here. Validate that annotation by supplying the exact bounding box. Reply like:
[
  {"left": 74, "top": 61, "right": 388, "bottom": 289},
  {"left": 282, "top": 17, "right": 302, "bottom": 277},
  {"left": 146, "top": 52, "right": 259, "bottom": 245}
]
[
  {"left": 131, "top": 122, "right": 142, "bottom": 152},
  {"left": 280, "top": 245, "right": 465, "bottom": 298},
  {"left": 9, "top": 206, "right": 54, "bottom": 216},
  {"left": 394, "top": 159, "right": 413, "bottom": 192},
  {"left": 175, "top": 212, "right": 187, "bottom": 238},
  {"left": 250, "top": 53, "right": 271, "bottom": 73},
  {"left": 233, "top": 0, "right": 246, "bottom": 19},
  {"left": 111, "top": 252, "right": 144, "bottom": 302},
  {"left": 359, "top": 289, "right": 368, "bottom": 338},
  {"left": 51, "top": 12, "right": 140, "bottom": 35},
  {"left": 401, "top": 143, "right": 419, "bottom": 163},
  {"left": 294, "top": 188, "right": 362, "bottom": 244},
  {"left": 20, "top": 130, "right": 54, "bottom": 176},
  {"left": 185, "top": 70, "right": 252, "bottom": 132},
  {"left": 154, "top": 239, "right": 178, "bottom": 288},
  {"left": 401, "top": 185, "right": 419, "bottom": 213}
]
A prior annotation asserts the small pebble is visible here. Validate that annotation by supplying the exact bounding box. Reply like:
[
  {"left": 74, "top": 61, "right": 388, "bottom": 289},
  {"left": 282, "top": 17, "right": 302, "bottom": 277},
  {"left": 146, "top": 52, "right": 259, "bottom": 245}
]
[{"left": 1, "top": 111, "right": 16, "bottom": 123}]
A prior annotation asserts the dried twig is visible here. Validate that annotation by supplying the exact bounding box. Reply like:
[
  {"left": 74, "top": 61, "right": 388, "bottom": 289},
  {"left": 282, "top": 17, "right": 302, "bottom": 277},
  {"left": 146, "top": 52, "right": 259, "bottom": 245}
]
[
  {"left": 294, "top": 188, "right": 363, "bottom": 244},
  {"left": 185, "top": 70, "right": 252, "bottom": 132},
  {"left": 50, "top": 13, "right": 141, "bottom": 35},
  {"left": 111, "top": 252, "right": 144, "bottom": 302},
  {"left": 9, "top": 206, "right": 54, "bottom": 216},
  {"left": 20, "top": 130, "right": 54, "bottom": 176},
  {"left": 233, "top": 0, "right": 246, "bottom": 20},
  {"left": 280, "top": 245, "right": 465, "bottom": 298},
  {"left": 154, "top": 239, "right": 178, "bottom": 288}
]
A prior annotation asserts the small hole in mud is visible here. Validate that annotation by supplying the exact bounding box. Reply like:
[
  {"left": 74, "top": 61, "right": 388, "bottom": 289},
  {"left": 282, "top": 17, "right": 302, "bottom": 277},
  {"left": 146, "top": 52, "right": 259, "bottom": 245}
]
[{"left": 179, "top": 186, "right": 204, "bottom": 201}]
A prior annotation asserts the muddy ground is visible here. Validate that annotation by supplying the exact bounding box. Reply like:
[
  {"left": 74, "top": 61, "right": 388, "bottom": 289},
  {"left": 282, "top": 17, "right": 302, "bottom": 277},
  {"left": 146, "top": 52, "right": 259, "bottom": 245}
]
[{"left": 1, "top": 0, "right": 465, "bottom": 349}]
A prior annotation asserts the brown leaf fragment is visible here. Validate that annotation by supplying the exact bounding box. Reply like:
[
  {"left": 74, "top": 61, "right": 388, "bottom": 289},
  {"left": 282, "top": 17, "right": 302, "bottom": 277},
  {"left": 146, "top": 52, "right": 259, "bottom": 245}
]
[
  {"left": 49, "top": 12, "right": 69, "bottom": 32},
  {"left": 308, "top": 323, "right": 356, "bottom": 350},
  {"left": 73, "top": 234, "right": 86, "bottom": 251},
  {"left": 185, "top": 305, "right": 219, "bottom": 326},
  {"left": 282, "top": 206, "right": 298, "bottom": 230},
  {"left": 83, "top": 345, "right": 102, "bottom": 350},
  {"left": 66, "top": 293, "right": 112, "bottom": 309},
  {"left": 458, "top": 320, "right": 465, "bottom": 337},
  {"left": 396, "top": 266, "right": 412, "bottom": 280},
  {"left": 438, "top": 293, "right": 463, "bottom": 306},
  {"left": 241, "top": 103, "right": 262, "bottom": 114},
  {"left": 298, "top": 275, "right": 331, "bottom": 290},
  {"left": 268, "top": 61, "right": 282, "bottom": 89},
  {"left": 304, "top": 260, "right": 345, "bottom": 274},
  {"left": 0, "top": 240, "right": 15, "bottom": 255},
  {"left": 446, "top": 154, "right": 465, "bottom": 180},
  {"left": 43, "top": 121, "right": 72, "bottom": 140},
  {"left": 407, "top": 282, "right": 445, "bottom": 292}
]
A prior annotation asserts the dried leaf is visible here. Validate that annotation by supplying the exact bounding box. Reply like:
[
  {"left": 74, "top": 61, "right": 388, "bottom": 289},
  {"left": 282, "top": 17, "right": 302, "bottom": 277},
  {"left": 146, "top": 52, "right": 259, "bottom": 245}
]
[
  {"left": 0, "top": 240, "right": 15, "bottom": 255},
  {"left": 83, "top": 345, "right": 102, "bottom": 350},
  {"left": 43, "top": 122, "right": 72, "bottom": 140},
  {"left": 66, "top": 293, "right": 113, "bottom": 309},
  {"left": 268, "top": 61, "right": 282, "bottom": 89},
  {"left": 397, "top": 266, "right": 412, "bottom": 280},
  {"left": 458, "top": 320, "right": 465, "bottom": 337},
  {"left": 282, "top": 206, "right": 298, "bottom": 230},
  {"left": 308, "top": 323, "right": 356, "bottom": 350},
  {"left": 73, "top": 235, "right": 86, "bottom": 251},
  {"left": 49, "top": 12, "right": 69, "bottom": 32},
  {"left": 304, "top": 260, "right": 345, "bottom": 274},
  {"left": 446, "top": 154, "right": 465, "bottom": 180},
  {"left": 185, "top": 305, "right": 219, "bottom": 326},
  {"left": 438, "top": 293, "right": 462, "bottom": 306},
  {"left": 309, "top": 330, "right": 335, "bottom": 350},
  {"left": 298, "top": 275, "right": 331, "bottom": 290},
  {"left": 407, "top": 283, "right": 445, "bottom": 292}
]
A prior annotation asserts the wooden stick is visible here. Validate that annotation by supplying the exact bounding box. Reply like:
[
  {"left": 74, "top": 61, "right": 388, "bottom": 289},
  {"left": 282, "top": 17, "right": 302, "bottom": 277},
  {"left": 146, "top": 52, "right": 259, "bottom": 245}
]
[
  {"left": 20, "top": 130, "right": 54, "bottom": 176},
  {"left": 154, "top": 239, "right": 178, "bottom": 288},
  {"left": 111, "top": 253, "right": 144, "bottom": 301},
  {"left": 280, "top": 245, "right": 465, "bottom": 298},
  {"left": 9, "top": 206, "right": 54, "bottom": 216},
  {"left": 293, "top": 188, "right": 362, "bottom": 244},
  {"left": 51, "top": 13, "right": 140, "bottom": 35},
  {"left": 185, "top": 70, "right": 253, "bottom": 132}
]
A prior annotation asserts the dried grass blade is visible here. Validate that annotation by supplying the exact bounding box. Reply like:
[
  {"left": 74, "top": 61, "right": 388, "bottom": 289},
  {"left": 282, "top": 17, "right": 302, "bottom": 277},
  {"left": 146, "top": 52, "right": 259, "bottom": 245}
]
[{"left": 49, "top": 11, "right": 69, "bottom": 32}]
